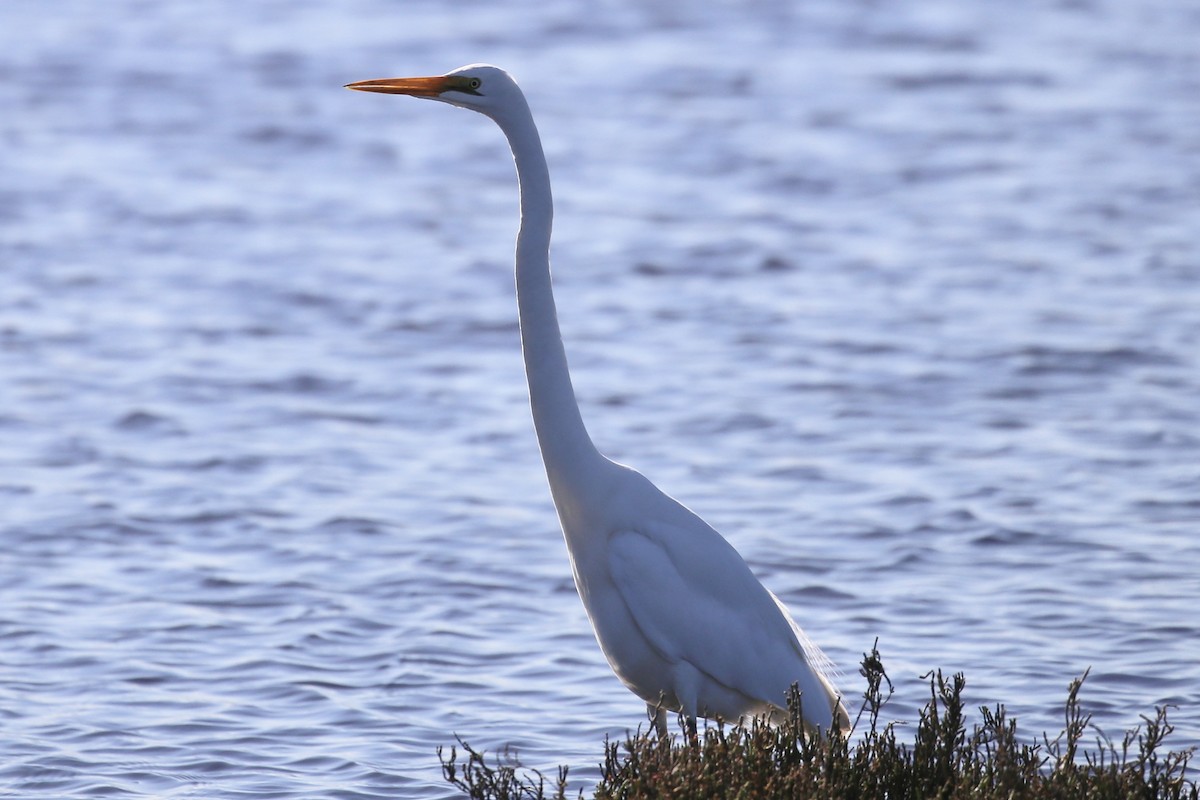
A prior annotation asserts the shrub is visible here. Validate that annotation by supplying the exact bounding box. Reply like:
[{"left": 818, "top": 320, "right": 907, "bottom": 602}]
[{"left": 440, "top": 645, "right": 1196, "bottom": 799}]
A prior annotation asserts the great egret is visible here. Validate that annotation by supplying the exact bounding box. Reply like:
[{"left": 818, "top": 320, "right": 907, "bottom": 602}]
[{"left": 347, "top": 64, "right": 849, "bottom": 736}]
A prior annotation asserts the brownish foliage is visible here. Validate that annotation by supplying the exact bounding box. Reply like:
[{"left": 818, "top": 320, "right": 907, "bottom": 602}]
[{"left": 440, "top": 646, "right": 1196, "bottom": 800}]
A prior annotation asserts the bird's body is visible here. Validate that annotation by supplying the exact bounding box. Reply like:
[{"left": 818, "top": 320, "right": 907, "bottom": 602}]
[{"left": 347, "top": 65, "right": 848, "bottom": 735}]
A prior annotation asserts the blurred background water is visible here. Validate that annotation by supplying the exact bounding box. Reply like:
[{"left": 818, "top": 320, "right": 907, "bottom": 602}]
[{"left": 2, "top": 0, "right": 1198, "bottom": 796}]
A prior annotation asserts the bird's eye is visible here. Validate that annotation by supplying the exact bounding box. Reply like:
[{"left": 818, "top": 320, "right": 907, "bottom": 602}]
[{"left": 451, "top": 76, "right": 483, "bottom": 95}]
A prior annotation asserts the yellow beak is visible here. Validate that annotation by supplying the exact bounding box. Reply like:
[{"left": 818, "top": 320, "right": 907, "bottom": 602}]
[{"left": 344, "top": 76, "right": 454, "bottom": 97}]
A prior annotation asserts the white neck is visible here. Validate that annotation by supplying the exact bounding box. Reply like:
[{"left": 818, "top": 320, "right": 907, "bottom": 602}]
[{"left": 490, "top": 100, "right": 607, "bottom": 514}]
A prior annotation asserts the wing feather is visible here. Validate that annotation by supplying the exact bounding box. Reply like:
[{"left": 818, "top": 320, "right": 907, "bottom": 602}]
[{"left": 607, "top": 517, "right": 811, "bottom": 711}]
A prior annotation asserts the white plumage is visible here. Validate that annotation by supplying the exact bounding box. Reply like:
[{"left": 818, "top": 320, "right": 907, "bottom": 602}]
[{"left": 347, "top": 64, "right": 849, "bottom": 736}]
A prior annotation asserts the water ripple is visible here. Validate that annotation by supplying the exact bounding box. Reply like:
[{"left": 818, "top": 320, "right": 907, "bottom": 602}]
[{"left": 2, "top": 0, "right": 1198, "bottom": 796}]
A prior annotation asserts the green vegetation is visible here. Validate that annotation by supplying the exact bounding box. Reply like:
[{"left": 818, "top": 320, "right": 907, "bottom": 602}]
[{"left": 439, "top": 646, "right": 1196, "bottom": 799}]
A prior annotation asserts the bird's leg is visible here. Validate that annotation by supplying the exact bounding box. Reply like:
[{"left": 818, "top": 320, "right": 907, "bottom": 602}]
[
  {"left": 648, "top": 703, "right": 668, "bottom": 738},
  {"left": 676, "top": 712, "right": 698, "bottom": 745}
]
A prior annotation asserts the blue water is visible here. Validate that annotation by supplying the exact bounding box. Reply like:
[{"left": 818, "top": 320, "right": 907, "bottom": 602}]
[{"left": 2, "top": 0, "right": 1198, "bottom": 796}]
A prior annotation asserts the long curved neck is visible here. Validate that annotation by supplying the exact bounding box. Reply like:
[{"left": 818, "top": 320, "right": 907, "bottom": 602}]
[{"left": 492, "top": 102, "right": 605, "bottom": 504}]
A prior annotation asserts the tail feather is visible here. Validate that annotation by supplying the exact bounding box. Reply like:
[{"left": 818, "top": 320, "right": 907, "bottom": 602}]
[{"left": 767, "top": 589, "right": 850, "bottom": 732}]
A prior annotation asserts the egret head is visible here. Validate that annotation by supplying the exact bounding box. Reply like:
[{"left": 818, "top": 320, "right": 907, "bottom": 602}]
[{"left": 346, "top": 64, "right": 521, "bottom": 120}]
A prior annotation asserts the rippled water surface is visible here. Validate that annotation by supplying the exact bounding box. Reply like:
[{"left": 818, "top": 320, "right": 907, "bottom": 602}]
[{"left": 3, "top": 0, "right": 1199, "bottom": 796}]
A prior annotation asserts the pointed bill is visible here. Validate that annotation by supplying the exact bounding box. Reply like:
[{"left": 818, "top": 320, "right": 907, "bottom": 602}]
[{"left": 345, "top": 76, "right": 455, "bottom": 97}]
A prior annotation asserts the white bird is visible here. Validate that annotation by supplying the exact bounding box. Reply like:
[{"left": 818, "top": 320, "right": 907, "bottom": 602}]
[{"left": 347, "top": 64, "right": 849, "bottom": 737}]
